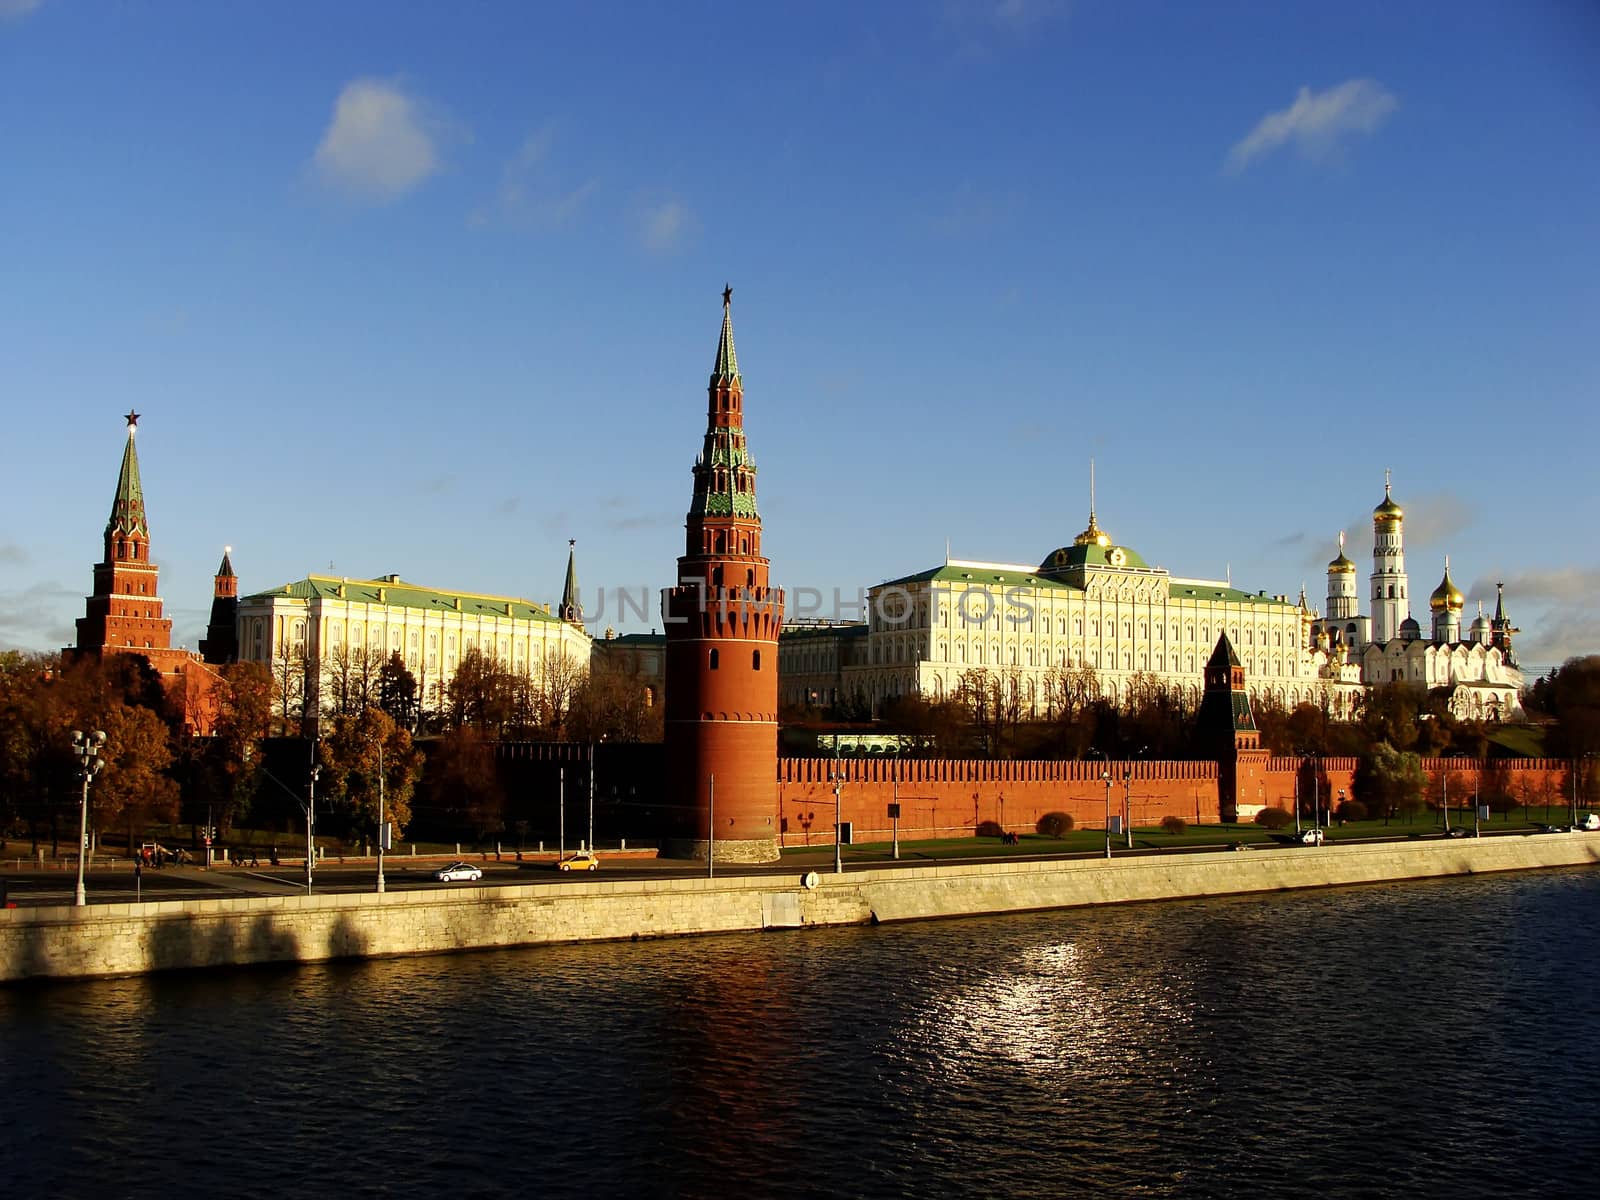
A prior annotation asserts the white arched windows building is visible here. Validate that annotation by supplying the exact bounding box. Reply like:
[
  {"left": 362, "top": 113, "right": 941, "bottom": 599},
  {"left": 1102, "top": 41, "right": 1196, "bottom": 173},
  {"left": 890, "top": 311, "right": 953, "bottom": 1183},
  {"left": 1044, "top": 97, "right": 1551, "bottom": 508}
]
[
  {"left": 237, "top": 573, "right": 592, "bottom": 728},
  {"left": 812, "top": 509, "right": 1328, "bottom": 717}
]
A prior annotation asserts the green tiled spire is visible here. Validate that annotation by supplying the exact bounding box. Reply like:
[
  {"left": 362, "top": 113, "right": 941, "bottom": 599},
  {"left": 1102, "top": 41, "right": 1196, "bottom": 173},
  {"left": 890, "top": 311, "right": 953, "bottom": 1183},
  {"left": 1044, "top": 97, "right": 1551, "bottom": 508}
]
[
  {"left": 107, "top": 410, "right": 148, "bottom": 538},
  {"left": 690, "top": 286, "right": 759, "bottom": 520},
  {"left": 560, "top": 539, "right": 582, "bottom": 623},
  {"left": 712, "top": 283, "right": 739, "bottom": 381}
]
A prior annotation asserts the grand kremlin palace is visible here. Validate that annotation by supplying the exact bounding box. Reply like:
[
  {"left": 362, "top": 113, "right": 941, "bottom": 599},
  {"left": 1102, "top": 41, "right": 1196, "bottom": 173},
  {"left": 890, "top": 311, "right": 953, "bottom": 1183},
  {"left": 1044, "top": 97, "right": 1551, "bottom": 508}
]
[{"left": 781, "top": 484, "right": 1522, "bottom": 723}]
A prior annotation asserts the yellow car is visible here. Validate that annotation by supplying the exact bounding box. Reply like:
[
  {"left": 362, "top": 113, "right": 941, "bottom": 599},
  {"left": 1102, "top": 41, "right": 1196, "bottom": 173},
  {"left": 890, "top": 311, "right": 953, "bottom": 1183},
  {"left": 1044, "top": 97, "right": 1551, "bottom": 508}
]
[{"left": 556, "top": 851, "right": 601, "bottom": 871}]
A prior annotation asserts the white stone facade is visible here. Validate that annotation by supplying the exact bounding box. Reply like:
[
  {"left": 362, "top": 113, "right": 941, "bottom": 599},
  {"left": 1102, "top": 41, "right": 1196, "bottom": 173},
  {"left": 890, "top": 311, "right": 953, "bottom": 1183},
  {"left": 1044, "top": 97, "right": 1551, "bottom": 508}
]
[{"left": 237, "top": 573, "right": 592, "bottom": 721}]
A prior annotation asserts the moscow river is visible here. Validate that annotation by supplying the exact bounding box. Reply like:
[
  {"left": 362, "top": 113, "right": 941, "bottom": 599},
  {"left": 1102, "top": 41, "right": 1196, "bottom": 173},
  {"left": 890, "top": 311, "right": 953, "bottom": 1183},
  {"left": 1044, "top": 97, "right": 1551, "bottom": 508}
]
[{"left": 3, "top": 868, "right": 1598, "bottom": 1199}]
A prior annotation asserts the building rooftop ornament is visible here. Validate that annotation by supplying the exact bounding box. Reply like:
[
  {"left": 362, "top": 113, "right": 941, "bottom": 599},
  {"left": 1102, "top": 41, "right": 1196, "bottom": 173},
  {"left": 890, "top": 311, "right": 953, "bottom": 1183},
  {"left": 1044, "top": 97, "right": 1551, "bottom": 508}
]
[
  {"left": 1074, "top": 459, "right": 1112, "bottom": 547},
  {"left": 107, "top": 411, "right": 149, "bottom": 540},
  {"left": 560, "top": 538, "right": 583, "bottom": 625},
  {"left": 712, "top": 283, "right": 739, "bottom": 382},
  {"left": 1374, "top": 470, "right": 1404, "bottom": 523},
  {"left": 1329, "top": 530, "right": 1356, "bottom": 573},
  {"left": 1430, "top": 555, "right": 1464, "bottom": 611}
]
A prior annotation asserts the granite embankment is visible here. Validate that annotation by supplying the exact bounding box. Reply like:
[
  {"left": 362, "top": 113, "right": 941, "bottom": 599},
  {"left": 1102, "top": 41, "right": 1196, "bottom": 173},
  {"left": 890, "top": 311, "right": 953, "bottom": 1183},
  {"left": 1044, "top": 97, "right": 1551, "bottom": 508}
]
[{"left": 4, "top": 835, "right": 1597, "bottom": 984}]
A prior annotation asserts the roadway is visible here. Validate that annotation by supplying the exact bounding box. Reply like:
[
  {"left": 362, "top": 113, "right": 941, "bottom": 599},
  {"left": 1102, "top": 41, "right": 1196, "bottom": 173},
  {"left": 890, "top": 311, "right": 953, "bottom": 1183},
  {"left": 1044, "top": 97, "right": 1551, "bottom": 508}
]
[{"left": 0, "top": 825, "right": 1542, "bottom": 909}]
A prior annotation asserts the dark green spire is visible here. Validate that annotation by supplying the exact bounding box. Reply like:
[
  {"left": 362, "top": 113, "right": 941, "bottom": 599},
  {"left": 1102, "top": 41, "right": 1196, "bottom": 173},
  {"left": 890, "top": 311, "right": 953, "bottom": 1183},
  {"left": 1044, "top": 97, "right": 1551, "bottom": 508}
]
[
  {"left": 107, "top": 410, "right": 148, "bottom": 539},
  {"left": 560, "top": 539, "right": 582, "bottom": 624},
  {"left": 712, "top": 283, "right": 739, "bottom": 382}
]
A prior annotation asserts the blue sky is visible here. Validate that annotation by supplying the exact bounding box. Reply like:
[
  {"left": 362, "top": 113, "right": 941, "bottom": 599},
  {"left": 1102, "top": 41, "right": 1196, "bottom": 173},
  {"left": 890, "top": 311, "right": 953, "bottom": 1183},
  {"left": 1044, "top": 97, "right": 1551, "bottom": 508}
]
[{"left": 2, "top": 1, "right": 1596, "bottom": 674}]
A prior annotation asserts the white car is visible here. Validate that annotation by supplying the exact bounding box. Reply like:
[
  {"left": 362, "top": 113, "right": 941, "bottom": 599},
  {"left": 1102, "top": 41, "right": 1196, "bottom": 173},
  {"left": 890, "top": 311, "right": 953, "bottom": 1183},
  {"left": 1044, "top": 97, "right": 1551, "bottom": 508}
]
[
  {"left": 431, "top": 861, "right": 483, "bottom": 883},
  {"left": 1297, "top": 828, "right": 1325, "bottom": 845}
]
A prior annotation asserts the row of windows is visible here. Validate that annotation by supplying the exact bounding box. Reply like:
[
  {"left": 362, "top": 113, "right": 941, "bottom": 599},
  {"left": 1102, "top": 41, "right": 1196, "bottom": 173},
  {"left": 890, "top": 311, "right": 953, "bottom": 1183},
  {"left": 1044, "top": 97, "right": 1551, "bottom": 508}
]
[
  {"left": 708, "top": 648, "right": 763, "bottom": 671},
  {"left": 892, "top": 607, "right": 1295, "bottom": 646}
]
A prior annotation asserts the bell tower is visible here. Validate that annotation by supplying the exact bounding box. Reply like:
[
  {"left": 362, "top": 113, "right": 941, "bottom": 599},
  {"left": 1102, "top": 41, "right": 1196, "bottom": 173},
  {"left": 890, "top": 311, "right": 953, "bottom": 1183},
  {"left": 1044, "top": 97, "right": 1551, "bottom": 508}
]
[
  {"left": 662, "top": 287, "right": 785, "bottom": 862},
  {"left": 1370, "top": 471, "right": 1409, "bottom": 644}
]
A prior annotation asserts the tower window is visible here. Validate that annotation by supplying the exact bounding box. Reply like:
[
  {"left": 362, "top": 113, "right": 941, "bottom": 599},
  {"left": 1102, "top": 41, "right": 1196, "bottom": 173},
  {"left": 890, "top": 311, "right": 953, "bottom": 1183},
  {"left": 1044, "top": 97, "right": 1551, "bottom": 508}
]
[
  {"left": 709, "top": 648, "right": 720, "bottom": 670},
  {"left": 752, "top": 649, "right": 762, "bottom": 670}
]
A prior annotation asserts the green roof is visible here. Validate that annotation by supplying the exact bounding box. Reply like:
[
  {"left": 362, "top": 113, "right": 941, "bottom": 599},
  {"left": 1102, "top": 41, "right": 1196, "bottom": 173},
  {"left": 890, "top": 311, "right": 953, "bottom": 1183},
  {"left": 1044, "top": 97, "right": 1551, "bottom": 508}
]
[
  {"left": 1168, "top": 582, "right": 1296, "bottom": 607},
  {"left": 877, "top": 562, "right": 1294, "bottom": 609},
  {"left": 879, "top": 564, "right": 1081, "bottom": 591},
  {"left": 781, "top": 623, "right": 868, "bottom": 641},
  {"left": 242, "top": 575, "right": 565, "bottom": 624},
  {"left": 1039, "top": 542, "right": 1153, "bottom": 572}
]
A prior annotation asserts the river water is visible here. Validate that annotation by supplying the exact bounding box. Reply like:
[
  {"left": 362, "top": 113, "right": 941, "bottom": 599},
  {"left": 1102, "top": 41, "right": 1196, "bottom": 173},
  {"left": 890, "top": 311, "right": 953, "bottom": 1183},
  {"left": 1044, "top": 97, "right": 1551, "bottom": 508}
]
[{"left": 3, "top": 869, "right": 1598, "bottom": 1199}]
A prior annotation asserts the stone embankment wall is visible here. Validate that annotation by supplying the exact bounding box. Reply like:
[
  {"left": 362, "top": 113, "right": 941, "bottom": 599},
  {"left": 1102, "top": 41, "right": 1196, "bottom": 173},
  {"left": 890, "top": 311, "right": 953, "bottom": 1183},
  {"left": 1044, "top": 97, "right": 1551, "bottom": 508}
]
[
  {"left": 776, "top": 757, "right": 1574, "bottom": 844},
  {"left": 4, "top": 835, "right": 1596, "bottom": 985}
]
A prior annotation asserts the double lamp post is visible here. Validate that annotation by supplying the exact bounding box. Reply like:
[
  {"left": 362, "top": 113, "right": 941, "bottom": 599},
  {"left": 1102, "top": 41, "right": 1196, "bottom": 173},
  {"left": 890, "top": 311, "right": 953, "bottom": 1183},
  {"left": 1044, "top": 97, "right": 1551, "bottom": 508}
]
[{"left": 70, "top": 730, "right": 107, "bottom": 907}]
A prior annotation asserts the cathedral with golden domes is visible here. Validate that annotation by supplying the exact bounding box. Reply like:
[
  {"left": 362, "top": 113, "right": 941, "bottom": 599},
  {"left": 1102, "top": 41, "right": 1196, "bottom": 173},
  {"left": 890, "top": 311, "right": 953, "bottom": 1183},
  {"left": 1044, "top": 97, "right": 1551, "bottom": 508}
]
[{"left": 1309, "top": 474, "right": 1522, "bottom": 721}]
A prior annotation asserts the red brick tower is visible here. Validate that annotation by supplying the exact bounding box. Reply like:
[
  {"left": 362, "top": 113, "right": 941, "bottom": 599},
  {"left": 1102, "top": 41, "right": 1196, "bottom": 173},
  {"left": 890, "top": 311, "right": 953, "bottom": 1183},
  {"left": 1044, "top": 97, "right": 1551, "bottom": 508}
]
[
  {"left": 1198, "top": 633, "right": 1268, "bottom": 823},
  {"left": 199, "top": 547, "right": 239, "bottom": 664},
  {"left": 73, "top": 412, "right": 185, "bottom": 671},
  {"left": 71, "top": 413, "right": 221, "bottom": 733},
  {"left": 663, "top": 287, "right": 785, "bottom": 862}
]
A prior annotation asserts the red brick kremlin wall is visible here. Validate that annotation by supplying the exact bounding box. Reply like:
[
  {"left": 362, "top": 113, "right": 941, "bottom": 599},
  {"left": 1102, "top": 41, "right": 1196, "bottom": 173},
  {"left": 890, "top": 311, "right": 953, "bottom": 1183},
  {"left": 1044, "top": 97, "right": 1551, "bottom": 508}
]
[{"left": 775, "top": 756, "right": 1574, "bottom": 846}]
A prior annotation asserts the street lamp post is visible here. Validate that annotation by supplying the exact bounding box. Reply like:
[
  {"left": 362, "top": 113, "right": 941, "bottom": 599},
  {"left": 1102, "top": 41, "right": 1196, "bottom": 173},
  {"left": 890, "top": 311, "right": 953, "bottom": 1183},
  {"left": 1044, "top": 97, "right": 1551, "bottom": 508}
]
[
  {"left": 1102, "top": 770, "right": 1113, "bottom": 859},
  {"left": 69, "top": 730, "right": 107, "bottom": 907},
  {"left": 1123, "top": 768, "right": 1134, "bottom": 850},
  {"left": 375, "top": 740, "right": 386, "bottom": 894},
  {"left": 891, "top": 754, "right": 901, "bottom": 862},
  {"left": 306, "top": 761, "right": 320, "bottom": 896},
  {"left": 831, "top": 735, "right": 844, "bottom": 876}
]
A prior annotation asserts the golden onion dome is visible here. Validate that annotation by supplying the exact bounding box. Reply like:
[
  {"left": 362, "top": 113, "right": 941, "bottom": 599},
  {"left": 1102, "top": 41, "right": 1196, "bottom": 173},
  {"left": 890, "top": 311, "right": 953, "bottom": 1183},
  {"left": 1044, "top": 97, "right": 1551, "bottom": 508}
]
[
  {"left": 1374, "top": 477, "right": 1403, "bottom": 523},
  {"left": 1429, "top": 561, "right": 1464, "bottom": 611},
  {"left": 1328, "top": 531, "right": 1356, "bottom": 573}
]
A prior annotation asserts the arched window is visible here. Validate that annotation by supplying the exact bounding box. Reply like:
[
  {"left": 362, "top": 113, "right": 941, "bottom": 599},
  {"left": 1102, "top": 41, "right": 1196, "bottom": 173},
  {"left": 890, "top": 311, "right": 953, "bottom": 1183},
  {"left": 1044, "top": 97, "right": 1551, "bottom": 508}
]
[
  {"left": 752, "top": 649, "right": 761, "bottom": 670},
  {"left": 709, "top": 648, "right": 720, "bottom": 670}
]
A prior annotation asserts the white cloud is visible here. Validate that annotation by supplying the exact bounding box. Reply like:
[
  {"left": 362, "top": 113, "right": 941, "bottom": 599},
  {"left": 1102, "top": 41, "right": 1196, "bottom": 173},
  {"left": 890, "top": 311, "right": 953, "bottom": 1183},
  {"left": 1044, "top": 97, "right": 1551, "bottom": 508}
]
[
  {"left": 468, "top": 123, "right": 597, "bottom": 231},
  {"left": 1226, "top": 78, "right": 1398, "bottom": 173},
  {"left": 313, "top": 78, "right": 442, "bottom": 201},
  {"left": 988, "top": 0, "right": 1063, "bottom": 32},
  {"left": 0, "top": 0, "right": 41, "bottom": 22},
  {"left": 639, "top": 200, "right": 697, "bottom": 254}
]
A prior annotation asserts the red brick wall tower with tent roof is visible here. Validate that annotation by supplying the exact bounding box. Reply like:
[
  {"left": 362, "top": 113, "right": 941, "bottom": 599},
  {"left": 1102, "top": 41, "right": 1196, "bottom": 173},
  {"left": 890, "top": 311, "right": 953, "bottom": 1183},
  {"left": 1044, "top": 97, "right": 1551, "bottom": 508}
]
[{"left": 662, "top": 288, "right": 786, "bottom": 862}]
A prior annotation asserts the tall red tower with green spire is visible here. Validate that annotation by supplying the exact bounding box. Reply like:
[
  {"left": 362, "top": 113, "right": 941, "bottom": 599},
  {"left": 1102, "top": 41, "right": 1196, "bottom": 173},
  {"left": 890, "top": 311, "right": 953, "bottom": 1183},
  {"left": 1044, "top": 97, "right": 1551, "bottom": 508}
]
[
  {"left": 71, "top": 413, "right": 222, "bottom": 734},
  {"left": 73, "top": 412, "right": 182, "bottom": 668},
  {"left": 663, "top": 287, "right": 785, "bottom": 862}
]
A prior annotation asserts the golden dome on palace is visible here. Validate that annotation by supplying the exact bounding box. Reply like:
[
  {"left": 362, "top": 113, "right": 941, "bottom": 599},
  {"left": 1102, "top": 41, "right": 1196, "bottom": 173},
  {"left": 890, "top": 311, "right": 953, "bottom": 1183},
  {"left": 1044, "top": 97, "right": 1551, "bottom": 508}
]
[{"left": 1073, "top": 513, "right": 1112, "bottom": 547}]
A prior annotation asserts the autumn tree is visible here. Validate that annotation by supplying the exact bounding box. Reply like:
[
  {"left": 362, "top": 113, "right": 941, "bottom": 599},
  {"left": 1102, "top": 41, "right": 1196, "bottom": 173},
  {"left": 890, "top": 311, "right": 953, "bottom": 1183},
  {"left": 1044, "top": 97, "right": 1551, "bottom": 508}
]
[
  {"left": 317, "top": 707, "right": 423, "bottom": 842},
  {"left": 446, "top": 648, "right": 517, "bottom": 733},
  {"left": 208, "top": 661, "right": 273, "bottom": 831},
  {"left": 569, "top": 660, "right": 662, "bottom": 743},
  {"left": 1353, "top": 742, "right": 1427, "bottom": 823},
  {"left": 321, "top": 642, "right": 387, "bottom": 719},
  {"left": 271, "top": 644, "right": 315, "bottom": 736},
  {"left": 378, "top": 652, "right": 419, "bottom": 731},
  {"left": 94, "top": 702, "right": 180, "bottom": 845}
]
